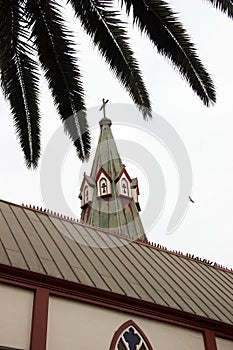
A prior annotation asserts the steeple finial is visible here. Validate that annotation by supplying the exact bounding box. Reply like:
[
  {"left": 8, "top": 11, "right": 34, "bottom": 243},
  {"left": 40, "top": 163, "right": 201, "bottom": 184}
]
[{"left": 99, "top": 98, "right": 109, "bottom": 118}]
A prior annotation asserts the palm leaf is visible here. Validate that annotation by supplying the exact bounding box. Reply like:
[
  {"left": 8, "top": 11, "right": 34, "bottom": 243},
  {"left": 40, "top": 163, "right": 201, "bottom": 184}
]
[
  {"left": 0, "top": 0, "right": 40, "bottom": 168},
  {"left": 69, "top": 0, "right": 151, "bottom": 119},
  {"left": 26, "top": 0, "right": 90, "bottom": 160},
  {"left": 205, "top": 0, "right": 233, "bottom": 18},
  {"left": 121, "top": 0, "right": 216, "bottom": 106}
]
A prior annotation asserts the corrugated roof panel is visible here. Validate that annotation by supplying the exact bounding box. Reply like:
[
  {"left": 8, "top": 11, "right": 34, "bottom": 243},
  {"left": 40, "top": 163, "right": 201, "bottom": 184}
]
[
  {"left": 80, "top": 225, "right": 122, "bottom": 250},
  {"left": 72, "top": 266, "right": 94, "bottom": 286},
  {"left": 40, "top": 258, "right": 63, "bottom": 279},
  {"left": 37, "top": 215, "right": 81, "bottom": 283},
  {"left": 218, "top": 268, "right": 233, "bottom": 284},
  {"left": 12, "top": 206, "right": 52, "bottom": 261},
  {"left": 63, "top": 221, "right": 124, "bottom": 294},
  {"left": 106, "top": 235, "right": 170, "bottom": 306},
  {"left": 168, "top": 253, "right": 233, "bottom": 321},
  {"left": 116, "top": 240, "right": 187, "bottom": 309},
  {"left": 0, "top": 238, "right": 10, "bottom": 265},
  {"left": 156, "top": 250, "right": 232, "bottom": 323},
  {"left": 22, "top": 209, "right": 63, "bottom": 278},
  {"left": 212, "top": 266, "right": 233, "bottom": 291},
  {"left": 72, "top": 225, "right": 142, "bottom": 299},
  {"left": 51, "top": 217, "right": 111, "bottom": 290},
  {"left": 6, "top": 249, "right": 28, "bottom": 270},
  {"left": 153, "top": 248, "right": 223, "bottom": 319},
  {"left": 1, "top": 203, "right": 45, "bottom": 273},
  {"left": 96, "top": 244, "right": 153, "bottom": 302},
  {"left": 131, "top": 243, "right": 203, "bottom": 315},
  {"left": 69, "top": 221, "right": 143, "bottom": 297},
  {"left": 0, "top": 210, "right": 21, "bottom": 252},
  {"left": 189, "top": 260, "right": 233, "bottom": 298}
]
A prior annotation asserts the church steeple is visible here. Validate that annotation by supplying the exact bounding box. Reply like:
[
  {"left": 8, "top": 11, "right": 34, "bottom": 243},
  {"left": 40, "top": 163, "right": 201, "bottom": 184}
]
[{"left": 79, "top": 100, "right": 146, "bottom": 240}]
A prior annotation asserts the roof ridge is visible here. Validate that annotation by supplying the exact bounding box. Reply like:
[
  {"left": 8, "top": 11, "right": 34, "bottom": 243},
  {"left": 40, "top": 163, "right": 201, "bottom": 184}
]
[{"left": 21, "top": 203, "right": 78, "bottom": 223}]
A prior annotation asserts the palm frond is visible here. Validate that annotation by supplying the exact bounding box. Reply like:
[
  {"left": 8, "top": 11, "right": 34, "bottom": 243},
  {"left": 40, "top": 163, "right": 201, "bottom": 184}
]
[
  {"left": 205, "top": 0, "right": 233, "bottom": 18},
  {"left": 26, "top": 0, "right": 90, "bottom": 160},
  {"left": 69, "top": 0, "right": 151, "bottom": 119},
  {"left": 121, "top": 0, "right": 216, "bottom": 106},
  {"left": 0, "top": 0, "right": 40, "bottom": 168}
]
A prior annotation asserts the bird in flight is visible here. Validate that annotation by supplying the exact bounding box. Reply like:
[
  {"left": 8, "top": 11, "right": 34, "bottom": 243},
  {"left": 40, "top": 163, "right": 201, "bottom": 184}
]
[{"left": 189, "top": 196, "right": 194, "bottom": 203}]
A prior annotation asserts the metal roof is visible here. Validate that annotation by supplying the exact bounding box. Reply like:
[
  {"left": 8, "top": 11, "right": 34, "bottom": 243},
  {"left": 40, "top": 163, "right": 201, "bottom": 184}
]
[{"left": 0, "top": 199, "right": 232, "bottom": 325}]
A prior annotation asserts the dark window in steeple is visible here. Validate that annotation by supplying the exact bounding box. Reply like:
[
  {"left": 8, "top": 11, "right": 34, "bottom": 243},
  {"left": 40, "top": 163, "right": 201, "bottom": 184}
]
[
  {"left": 121, "top": 179, "right": 129, "bottom": 196},
  {"left": 100, "top": 178, "right": 107, "bottom": 195},
  {"left": 84, "top": 185, "right": 89, "bottom": 202}
]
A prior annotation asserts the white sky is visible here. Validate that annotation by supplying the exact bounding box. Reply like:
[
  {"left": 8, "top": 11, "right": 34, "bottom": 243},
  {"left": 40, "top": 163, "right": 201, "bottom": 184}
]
[{"left": 0, "top": 0, "right": 233, "bottom": 268}]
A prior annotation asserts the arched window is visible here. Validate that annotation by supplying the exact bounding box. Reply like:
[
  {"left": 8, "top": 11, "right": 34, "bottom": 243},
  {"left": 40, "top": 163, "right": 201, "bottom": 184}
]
[
  {"left": 109, "top": 320, "right": 153, "bottom": 350},
  {"left": 121, "top": 178, "right": 129, "bottom": 196},
  {"left": 100, "top": 177, "right": 107, "bottom": 196}
]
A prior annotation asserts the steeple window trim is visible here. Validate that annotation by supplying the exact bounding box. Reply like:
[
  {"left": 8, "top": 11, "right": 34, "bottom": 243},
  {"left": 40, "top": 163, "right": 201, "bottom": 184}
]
[
  {"left": 121, "top": 178, "right": 129, "bottom": 196},
  {"left": 96, "top": 167, "right": 112, "bottom": 198},
  {"left": 79, "top": 175, "right": 95, "bottom": 209},
  {"left": 115, "top": 167, "right": 132, "bottom": 199}
]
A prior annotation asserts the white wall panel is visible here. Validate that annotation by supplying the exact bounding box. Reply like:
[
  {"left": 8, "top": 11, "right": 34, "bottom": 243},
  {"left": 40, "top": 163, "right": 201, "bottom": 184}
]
[
  {"left": 47, "top": 296, "right": 205, "bottom": 350},
  {"left": 216, "top": 337, "right": 233, "bottom": 350},
  {"left": 0, "top": 284, "right": 33, "bottom": 350}
]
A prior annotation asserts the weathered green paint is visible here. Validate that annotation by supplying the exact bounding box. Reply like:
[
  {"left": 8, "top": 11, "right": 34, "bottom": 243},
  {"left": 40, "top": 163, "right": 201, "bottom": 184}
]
[{"left": 80, "top": 116, "right": 147, "bottom": 241}]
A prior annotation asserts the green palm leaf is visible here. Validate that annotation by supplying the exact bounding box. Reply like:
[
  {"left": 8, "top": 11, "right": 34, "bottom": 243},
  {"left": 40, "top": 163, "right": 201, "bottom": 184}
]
[
  {"left": 121, "top": 0, "right": 216, "bottom": 106},
  {"left": 0, "top": 0, "right": 40, "bottom": 168},
  {"left": 26, "top": 0, "right": 90, "bottom": 161},
  {"left": 69, "top": 0, "right": 151, "bottom": 119}
]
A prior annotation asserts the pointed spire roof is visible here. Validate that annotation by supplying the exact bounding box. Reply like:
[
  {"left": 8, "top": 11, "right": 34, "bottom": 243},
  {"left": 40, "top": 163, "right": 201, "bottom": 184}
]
[
  {"left": 90, "top": 116, "right": 123, "bottom": 180},
  {"left": 79, "top": 101, "right": 146, "bottom": 241}
]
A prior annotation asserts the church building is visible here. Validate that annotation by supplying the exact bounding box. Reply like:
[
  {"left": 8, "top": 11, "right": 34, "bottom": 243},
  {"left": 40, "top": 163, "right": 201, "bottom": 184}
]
[{"left": 0, "top": 106, "right": 232, "bottom": 350}]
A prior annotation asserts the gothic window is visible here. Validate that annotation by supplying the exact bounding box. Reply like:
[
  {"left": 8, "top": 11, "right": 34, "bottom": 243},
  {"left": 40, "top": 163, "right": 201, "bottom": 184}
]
[
  {"left": 80, "top": 179, "right": 94, "bottom": 208},
  {"left": 110, "top": 320, "right": 153, "bottom": 350},
  {"left": 121, "top": 179, "right": 129, "bottom": 196},
  {"left": 100, "top": 177, "right": 107, "bottom": 195}
]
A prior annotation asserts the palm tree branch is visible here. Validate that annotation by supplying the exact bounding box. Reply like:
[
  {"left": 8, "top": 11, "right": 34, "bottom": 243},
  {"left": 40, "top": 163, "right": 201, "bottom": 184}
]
[
  {"left": 69, "top": 0, "right": 151, "bottom": 118},
  {"left": 204, "top": 0, "right": 233, "bottom": 18},
  {"left": 0, "top": 0, "right": 40, "bottom": 168},
  {"left": 26, "top": 0, "right": 90, "bottom": 160},
  {"left": 122, "top": 0, "right": 216, "bottom": 106}
]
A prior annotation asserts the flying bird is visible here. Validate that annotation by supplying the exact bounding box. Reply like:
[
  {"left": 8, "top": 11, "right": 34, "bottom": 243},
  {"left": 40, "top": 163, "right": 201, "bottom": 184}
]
[{"left": 189, "top": 196, "right": 194, "bottom": 203}]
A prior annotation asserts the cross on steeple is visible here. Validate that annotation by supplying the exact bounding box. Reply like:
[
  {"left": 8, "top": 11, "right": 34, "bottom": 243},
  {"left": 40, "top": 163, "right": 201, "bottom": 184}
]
[
  {"left": 122, "top": 182, "right": 127, "bottom": 194},
  {"left": 101, "top": 182, "right": 107, "bottom": 193},
  {"left": 99, "top": 98, "right": 109, "bottom": 118}
]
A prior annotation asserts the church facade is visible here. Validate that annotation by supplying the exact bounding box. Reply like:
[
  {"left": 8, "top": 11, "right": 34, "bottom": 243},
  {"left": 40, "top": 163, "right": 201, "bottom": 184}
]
[{"left": 0, "top": 110, "right": 232, "bottom": 350}]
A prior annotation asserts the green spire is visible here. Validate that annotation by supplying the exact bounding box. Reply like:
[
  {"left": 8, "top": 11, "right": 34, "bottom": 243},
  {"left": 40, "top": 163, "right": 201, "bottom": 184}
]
[{"left": 79, "top": 100, "right": 146, "bottom": 241}]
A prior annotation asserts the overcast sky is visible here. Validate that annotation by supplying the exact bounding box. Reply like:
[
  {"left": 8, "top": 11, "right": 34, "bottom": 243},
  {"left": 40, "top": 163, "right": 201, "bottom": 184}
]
[{"left": 0, "top": 0, "right": 233, "bottom": 268}]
